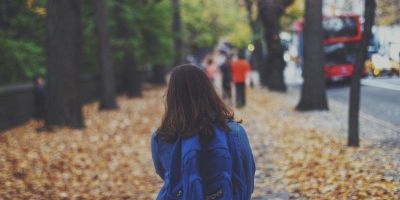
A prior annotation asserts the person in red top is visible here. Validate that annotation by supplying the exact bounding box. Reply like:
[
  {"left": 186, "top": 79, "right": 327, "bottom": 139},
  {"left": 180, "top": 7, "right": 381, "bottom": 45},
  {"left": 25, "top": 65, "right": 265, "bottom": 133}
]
[{"left": 231, "top": 51, "right": 251, "bottom": 108}]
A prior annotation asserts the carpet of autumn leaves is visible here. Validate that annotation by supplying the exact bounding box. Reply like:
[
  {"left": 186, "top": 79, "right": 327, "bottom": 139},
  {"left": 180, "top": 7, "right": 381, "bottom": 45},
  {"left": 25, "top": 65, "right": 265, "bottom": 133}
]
[
  {"left": 238, "top": 88, "right": 400, "bottom": 199},
  {"left": 0, "top": 86, "right": 165, "bottom": 199},
  {"left": 0, "top": 86, "right": 399, "bottom": 199}
]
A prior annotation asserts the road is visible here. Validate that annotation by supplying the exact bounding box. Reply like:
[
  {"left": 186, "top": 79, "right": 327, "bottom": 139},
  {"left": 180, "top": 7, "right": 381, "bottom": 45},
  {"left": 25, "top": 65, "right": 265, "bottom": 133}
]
[
  {"left": 251, "top": 65, "right": 399, "bottom": 128},
  {"left": 327, "top": 77, "right": 400, "bottom": 127}
]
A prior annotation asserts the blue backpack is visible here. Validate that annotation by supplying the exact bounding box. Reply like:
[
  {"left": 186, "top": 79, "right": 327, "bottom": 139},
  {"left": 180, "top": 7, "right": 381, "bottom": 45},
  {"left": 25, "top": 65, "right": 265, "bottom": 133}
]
[{"left": 166, "top": 127, "right": 242, "bottom": 200}]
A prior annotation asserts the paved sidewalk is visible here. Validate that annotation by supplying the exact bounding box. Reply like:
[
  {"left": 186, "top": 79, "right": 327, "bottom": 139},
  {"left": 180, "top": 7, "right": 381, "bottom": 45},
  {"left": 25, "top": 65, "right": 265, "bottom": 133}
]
[{"left": 238, "top": 86, "right": 399, "bottom": 199}]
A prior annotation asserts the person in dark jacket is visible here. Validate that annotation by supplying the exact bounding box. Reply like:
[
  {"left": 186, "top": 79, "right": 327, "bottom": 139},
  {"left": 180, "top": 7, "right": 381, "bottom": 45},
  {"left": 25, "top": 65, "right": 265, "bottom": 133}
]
[
  {"left": 219, "top": 52, "right": 233, "bottom": 103},
  {"left": 33, "top": 75, "right": 47, "bottom": 119},
  {"left": 151, "top": 64, "right": 255, "bottom": 199}
]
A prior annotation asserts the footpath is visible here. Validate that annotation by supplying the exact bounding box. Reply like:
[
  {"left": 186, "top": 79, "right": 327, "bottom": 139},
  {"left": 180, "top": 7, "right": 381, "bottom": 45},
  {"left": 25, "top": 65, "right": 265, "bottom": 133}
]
[
  {"left": 241, "top": 86, "right": 400, "bottom": 199},
  {"left": 0, "top": 86, "right": 399, "bottom": 199}
]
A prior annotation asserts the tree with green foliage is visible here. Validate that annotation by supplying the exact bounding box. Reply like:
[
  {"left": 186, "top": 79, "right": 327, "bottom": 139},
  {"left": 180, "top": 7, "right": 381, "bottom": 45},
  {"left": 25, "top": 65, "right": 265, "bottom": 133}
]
[
  {"left": 376, "top": 0, "right": 400, "bottom": 25},
  {"left": 109, "top": 0, "right": 173, "bottom": 93},
  {"left": 0, "top": 0, "right": 46, "bottom": 85},
  {"left": 181, "top": 0, "right": 251, "bottom": 51},
  {"left": 280, "top": 0, "right": 303, "bottom": 30},
  {"left": 1, "top": 0, "right": 249, "bottom": 87},
  {"left": 112, "top": 1, "right": 141, "bottom": 97},
  {"left": 171, "top": 0, "right": 183, "bottom": 66}
]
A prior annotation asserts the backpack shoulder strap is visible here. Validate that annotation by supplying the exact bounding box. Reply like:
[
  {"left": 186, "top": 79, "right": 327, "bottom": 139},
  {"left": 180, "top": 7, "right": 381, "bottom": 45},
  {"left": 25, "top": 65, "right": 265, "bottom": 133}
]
[
  {"left": 167, "top": 138, "right": 183, "bottom": 197},
  {"left": 181, "top": 135, "right": 203, "bottom": 200},
  {"left": 226, "top": 123, "right": 249, "bottom": 199},
  {"left": 181, "top": 135, "right": 201, "bottom": 160},
  {"left": 227, "top": 125, "right": 239, "bottom": 157},
  {"left": 211, "top": 127, "right": 230, "bottom": 150},
  {"left": 227, "top": 123, "right": 245, "bottom": 173}
]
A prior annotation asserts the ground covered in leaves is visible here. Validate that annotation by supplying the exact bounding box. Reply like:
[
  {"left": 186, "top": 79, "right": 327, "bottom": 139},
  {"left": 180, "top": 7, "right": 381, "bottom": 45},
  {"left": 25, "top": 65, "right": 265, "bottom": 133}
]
[
  {"left": 239, "top": 89, "right": 400, "bottom": 200},
  {"left": 1, "top": 86, "right": 399, "bottom": 199}
]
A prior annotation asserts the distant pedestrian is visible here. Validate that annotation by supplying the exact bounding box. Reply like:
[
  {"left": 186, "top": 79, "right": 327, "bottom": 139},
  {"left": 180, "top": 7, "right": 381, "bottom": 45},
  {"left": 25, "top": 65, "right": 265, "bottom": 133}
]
[
  {"left": 231, "top": 52, "right": 251, "bottom": 108},
  {"left": 219, "top": 53, "right": 232, "bottom": 102},
  {"left": 205, "top": 58, "right": 217, "bottom": 83},
  {"left": 33, "top": 75, "right": 47, "bottom": 119},
  {"left": 151, "top": 64, "right": 255, "bottom": 200}
]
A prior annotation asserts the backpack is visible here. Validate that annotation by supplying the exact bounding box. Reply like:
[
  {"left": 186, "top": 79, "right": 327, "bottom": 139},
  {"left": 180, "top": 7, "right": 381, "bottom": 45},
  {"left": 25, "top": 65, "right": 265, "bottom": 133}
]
[{"left": 166, "top": 127, "right": 238, "bottom": 200}]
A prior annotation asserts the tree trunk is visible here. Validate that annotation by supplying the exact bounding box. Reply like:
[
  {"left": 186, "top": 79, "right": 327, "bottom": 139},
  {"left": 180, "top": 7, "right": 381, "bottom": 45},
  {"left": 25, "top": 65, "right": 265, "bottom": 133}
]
[
  {"left": 152, "top": 64, "right": 166, "bottom": 85},
  {"left": 258, "top": 0, "right": 293, "bottom": 92},
  {"left": 114, "top": 2, "right": 142, "bottom": 97},
  {"left": 46, "top": 0, "right": 84, "bottom": 128},
  {"left": 124, "top": 52, "right": 142, "bottom": 97},
  {"left": 171, "top": 0, "right": 183, "bottom": 66},
  {"left": 244, "top": 0, "right": 264, "bottom": 74},
  {"left": 296, "top": 0, "right": 328, "bottom": 111},
  {"left": 251, "top": 39, "right": 264, "bottom": 71},
  {"left": 94, "top": 0, "right": 118, "bottom": 110},
  {"left": 348, "top": 0, "right": 376, "bottom": 147}
]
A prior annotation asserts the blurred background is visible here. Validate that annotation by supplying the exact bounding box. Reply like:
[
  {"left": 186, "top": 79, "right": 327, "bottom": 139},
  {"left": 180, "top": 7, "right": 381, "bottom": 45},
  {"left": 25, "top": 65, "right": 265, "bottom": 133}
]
[
  {"left": 0, "top": 0, "right": 399, "bottom": 199},
  {"left": 0, "top": 0, "right": 399, "bottom": 129}
]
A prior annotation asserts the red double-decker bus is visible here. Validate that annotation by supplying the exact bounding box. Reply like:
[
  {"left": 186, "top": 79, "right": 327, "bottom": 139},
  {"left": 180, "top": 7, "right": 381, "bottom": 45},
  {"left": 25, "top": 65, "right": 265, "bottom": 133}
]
[
  {"left": 323, "top": 14, "right": 362, "bottom": 80},
  {"left": 295, "top": 14, "right": 363, "bottom": 81}
]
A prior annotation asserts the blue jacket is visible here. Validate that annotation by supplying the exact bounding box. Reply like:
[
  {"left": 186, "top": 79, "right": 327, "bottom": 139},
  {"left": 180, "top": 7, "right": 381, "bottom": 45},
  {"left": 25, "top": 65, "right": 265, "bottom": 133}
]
[{"left": 151, "top": 121, "right": 256, "bottom": 199}]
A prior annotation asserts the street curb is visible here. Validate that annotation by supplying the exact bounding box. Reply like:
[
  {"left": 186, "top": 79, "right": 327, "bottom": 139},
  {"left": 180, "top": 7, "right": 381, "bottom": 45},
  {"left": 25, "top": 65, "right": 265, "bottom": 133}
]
[
  {"left": 362, "top": 79, "right": 400, "bottom": 91},
  {"left": 329, "top": 99, "right": 400, "bottom": 134}
]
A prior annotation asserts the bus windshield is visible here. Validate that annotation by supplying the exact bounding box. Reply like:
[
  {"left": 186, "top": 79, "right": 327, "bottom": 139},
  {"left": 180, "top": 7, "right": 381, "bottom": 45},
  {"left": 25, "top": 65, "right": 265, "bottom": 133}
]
[{"left": 324, "top": 42, "right": 357, "bottom": 65}]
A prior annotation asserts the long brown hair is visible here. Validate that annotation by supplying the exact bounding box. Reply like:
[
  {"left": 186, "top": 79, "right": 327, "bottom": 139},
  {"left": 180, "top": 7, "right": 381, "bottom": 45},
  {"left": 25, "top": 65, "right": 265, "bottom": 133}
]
[{"left": 157, "top": 64, "right": 234, "bottom": 142}]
